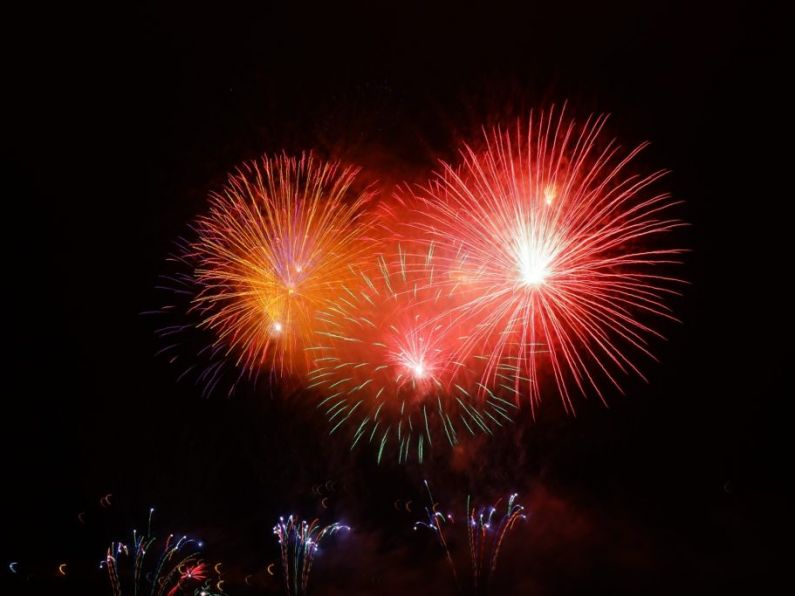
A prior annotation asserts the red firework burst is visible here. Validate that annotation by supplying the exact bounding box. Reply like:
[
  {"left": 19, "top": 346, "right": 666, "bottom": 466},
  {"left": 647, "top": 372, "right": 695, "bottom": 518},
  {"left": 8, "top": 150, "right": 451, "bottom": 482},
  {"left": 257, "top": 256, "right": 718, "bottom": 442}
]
[
  {"left": 307, "top": 241, "right": 518, "bottom": 463},
  {"left": 410, "top": 107, "right": 686, "bottom": 413}
]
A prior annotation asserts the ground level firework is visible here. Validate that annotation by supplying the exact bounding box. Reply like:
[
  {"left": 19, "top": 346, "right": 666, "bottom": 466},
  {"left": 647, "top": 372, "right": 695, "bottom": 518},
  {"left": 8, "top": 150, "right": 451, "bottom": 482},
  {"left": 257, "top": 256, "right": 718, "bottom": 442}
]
[{"left": 273, "top": 515, "right": 350, "bottom": 596}]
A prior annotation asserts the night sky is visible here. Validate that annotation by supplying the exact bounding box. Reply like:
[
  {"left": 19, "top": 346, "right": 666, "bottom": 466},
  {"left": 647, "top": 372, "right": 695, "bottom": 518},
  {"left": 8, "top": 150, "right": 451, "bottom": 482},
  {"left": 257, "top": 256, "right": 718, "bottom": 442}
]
[{"left": 6, "top": 2, "right": 786, "bottom": 594}]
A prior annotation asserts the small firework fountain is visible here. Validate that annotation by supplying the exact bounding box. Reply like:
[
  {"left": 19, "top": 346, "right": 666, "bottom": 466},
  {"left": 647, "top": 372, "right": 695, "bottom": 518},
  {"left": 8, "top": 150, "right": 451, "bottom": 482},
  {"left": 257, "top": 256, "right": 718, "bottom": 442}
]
[
  {"left": 101, "top": 508, "right": 214, "bottom": 596},
  {"left": 414, "top": 482, "right": 525, "bottom": 595},
  {"left": 273, "top": 515, "right": 350, "bottom": 596}
]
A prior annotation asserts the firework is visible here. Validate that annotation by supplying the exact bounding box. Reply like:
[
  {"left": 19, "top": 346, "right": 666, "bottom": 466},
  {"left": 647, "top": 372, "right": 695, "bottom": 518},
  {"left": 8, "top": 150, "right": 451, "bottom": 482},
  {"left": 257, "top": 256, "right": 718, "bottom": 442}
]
[
  {"left": 101, "top": 508, "right": 209, "bottom": 596},
  {"left": 188, "top": 153, "right": 373, "bottom": 379},
  {"left": 307, "top": 242, "right": 517, "bottom": 464},
  {"left": 273, "top": 515, "right": 350, "bottom": 596},
  {"left": 414, "top": 482, "right": 525, "bottom": 595},
  {"left": 414, "top": 481, "right": 460, "bottom": 589},
  {"left": 411, "top": 107, "right": 685, "bottom": 412},
  {"left": 465, "top": 493, "right": 525, "bottom": 593}
]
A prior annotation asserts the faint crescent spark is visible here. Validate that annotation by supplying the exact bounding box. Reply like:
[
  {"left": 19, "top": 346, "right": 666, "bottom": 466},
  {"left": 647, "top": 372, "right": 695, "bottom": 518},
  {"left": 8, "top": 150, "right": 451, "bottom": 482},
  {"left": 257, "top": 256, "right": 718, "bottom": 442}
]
[
  {"left": 9, "top": 562, "right": 18, "bottom": 574},
  {"left": 405, "top": 500, "right": 413, "bottom": 513},
  {"left": 245, "top": 573, "right": 254, "bottom": 584},
  {"left": 266, "top": 563, "right": 276, "bottom": 576},
  {"left": 321, "top": 497, "right": 329, "bottom": 509},
  {"left": 77, "top": 512, "right": 86, "bottom": 524},
  {"left": 393, "top": 499, "right": 401, "bottom": 511},
  {"left": 214, "top": 562, "right": 223, "bottom": 574},
  {"left": 217, "top": 580, "right": 225, "bottom": 591},
  {"left": 58, "top": 563, "right": 67, "bottom": 576}
]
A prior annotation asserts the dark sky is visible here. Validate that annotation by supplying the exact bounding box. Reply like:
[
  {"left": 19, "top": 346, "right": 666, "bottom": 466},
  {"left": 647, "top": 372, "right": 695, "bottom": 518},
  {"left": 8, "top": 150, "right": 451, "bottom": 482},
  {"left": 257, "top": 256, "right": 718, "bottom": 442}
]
[{"left": 6, "top": 2, "right": 786, "bottom": 594}]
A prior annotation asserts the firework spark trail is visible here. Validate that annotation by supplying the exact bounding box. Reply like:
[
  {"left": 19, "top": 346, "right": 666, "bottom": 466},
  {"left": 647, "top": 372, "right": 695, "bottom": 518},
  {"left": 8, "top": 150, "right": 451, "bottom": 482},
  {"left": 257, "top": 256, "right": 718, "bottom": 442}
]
[
  {"left": 411, "top": 107, "right": 686, "bottom": 413},
  {"left": 414, "top": 482, "right": 525, "bottom": 595},
  {"left": 273, "top": 515, "right": 349, "bottom": 596},
  {"left": 165, "top": 562, "right": 207, "bottom": 596},
  {"left": 307, "top": 241, "right": 518, "bottom": 463},
  {"left": 189, "top": 153, "right": 374, "bottom": 379},
  {"left": 101, "top": 509, "right": 207, "bottom": 596},
  {"left": 414, "top": 480, "right": 460, "bottom": 590}
]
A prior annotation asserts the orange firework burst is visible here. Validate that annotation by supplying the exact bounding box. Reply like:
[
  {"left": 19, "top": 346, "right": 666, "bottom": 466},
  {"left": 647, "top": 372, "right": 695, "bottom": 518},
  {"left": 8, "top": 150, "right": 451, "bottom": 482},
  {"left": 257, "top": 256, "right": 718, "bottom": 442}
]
[
  {"left": 307, "top": 242, "right": 517, "bottom": 463},
  {"left": 189, "top": 153, "right": 374, "bottom": 378},
  {"left": 411, "top": 107, "right": 686, "bottom": 413}
]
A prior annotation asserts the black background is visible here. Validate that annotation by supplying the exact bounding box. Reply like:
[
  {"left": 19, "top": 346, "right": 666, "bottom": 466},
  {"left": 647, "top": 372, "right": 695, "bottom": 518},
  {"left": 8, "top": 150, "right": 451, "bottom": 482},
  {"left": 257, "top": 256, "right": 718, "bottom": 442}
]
[{"left": 6, "top": 2, "right": 787, "bottom": 594}]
